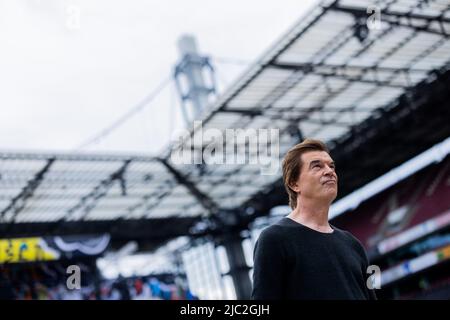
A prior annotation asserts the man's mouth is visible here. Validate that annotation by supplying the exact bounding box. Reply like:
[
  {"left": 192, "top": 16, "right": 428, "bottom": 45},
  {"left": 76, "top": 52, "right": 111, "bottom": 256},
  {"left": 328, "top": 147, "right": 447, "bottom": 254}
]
[{"left": 323, "top": 180, "right": 336, "bottom": 185}]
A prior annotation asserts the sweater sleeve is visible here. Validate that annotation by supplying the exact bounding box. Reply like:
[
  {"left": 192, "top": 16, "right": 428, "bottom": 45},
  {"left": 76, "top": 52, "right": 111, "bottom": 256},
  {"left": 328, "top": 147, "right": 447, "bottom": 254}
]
[
  {"left": 344, "top": 230, "right": 378, "bottom": 300},
  {"left": 363, "top": 252, "right": 378, "bottom": 300},
  {"left": 251, "top": 227, "right": 286, "bottom": 300}
]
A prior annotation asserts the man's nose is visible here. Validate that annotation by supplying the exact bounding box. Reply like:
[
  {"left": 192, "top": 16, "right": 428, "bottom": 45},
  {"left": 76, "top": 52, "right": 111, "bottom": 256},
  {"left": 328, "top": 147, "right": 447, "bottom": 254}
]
[{"left": 324, "top": 165, "right": 335, "bottom": 176}]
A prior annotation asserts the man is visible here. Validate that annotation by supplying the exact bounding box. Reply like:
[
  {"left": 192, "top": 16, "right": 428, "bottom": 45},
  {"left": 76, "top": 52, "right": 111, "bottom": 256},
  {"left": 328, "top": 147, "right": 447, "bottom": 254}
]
[{"left": 252, "top": 139, "right": 377, "bottom": 300}]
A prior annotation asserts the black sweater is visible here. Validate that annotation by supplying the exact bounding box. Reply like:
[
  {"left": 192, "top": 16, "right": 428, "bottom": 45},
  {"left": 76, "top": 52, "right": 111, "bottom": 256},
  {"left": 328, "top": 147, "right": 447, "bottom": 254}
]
[{"left": 252, "top": 217, "right": 377, "bottom": 300}]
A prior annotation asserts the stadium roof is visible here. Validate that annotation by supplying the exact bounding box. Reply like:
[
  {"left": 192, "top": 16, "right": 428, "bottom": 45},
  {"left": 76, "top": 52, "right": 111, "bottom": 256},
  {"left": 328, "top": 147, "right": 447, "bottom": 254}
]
[
  {"left": 0, "top": 152, "right": 201, "bottom": 245},
  {"left": 164, "top": 0, "right": 450, "bottom": 225},
  {"left": 1, "top": 0, "right": 450, "bottom": 242}
]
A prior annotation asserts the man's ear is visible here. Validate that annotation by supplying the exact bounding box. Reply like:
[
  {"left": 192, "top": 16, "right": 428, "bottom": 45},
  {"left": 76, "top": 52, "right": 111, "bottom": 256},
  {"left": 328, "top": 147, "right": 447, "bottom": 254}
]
[{"left": 289, "top": 181, "right": 301, "bottom": 193}]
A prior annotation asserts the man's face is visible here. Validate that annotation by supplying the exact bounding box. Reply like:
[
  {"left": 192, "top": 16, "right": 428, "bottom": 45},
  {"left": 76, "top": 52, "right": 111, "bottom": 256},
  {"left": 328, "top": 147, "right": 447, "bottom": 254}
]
[{"left": 291, "top": 150, "right": 338, "bottom": 203}]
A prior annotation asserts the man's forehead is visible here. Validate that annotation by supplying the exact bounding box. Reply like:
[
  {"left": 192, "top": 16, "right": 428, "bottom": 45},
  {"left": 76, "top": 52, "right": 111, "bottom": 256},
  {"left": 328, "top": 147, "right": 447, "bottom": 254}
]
[{"left": 301, "top": 150, "right": 334, "bottom": 163}]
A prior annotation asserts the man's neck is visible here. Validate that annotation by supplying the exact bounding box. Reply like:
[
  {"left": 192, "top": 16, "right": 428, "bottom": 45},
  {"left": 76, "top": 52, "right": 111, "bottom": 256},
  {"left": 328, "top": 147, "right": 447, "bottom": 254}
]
[{"left": 288, "top": 198, "right": 333, "bottom": 233}]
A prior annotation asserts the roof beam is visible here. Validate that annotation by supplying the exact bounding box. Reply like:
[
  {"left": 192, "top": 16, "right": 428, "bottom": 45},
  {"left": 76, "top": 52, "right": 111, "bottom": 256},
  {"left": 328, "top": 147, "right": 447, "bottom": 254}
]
[
  {"left": 385, "top": 15, "right": 450, "bottom": 38},
  {"left": 274, "top": 20, "right": 448, "bottom": 139},
  {"left": 219, "top": 108, "right": 263, "bottom": 116},
  {"left": 0, "top": 152, "right": 155, "bottom": 162},
  {"left": 159, "top": 158, "right": 220, "bottom": 215},
  {"left": 271, "top": 63, "right": 406, "bottom": 89},
  {"left": 0, "top": 158, "right": 55, "bottom": 223},
  {"left": 269, "top": 62, "right": 429, "bottom": 74},
  {"left": 61, "top": 160, "right": 132, "bottom": 222},
  {"left": 0, "top": 216, "right": 201, "bottom": 240},
  {"left": 269, "top": 62, "right": 410, "bottom": 88},
  {"left": 330, "top": 4, "right": 450, "bottom": 24},
  {"left": 330, "top": 3, "right": 450, "bottom": 37},
  {"left": 257, "top": 25, "right": 358, "bottom": 110},
  {"left": 303, "top": 118, "right": 354, "bottom": 127}
]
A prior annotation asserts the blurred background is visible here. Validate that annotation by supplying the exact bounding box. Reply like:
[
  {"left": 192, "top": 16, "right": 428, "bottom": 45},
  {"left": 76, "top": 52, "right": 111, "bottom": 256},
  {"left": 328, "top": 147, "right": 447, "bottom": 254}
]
[{"left": 1, "top": 0, "right": 450, "bottom": 300}]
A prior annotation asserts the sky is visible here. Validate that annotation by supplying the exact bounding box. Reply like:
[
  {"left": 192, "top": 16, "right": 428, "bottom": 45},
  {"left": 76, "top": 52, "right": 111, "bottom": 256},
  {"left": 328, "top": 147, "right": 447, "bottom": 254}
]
[
  {"left": 0, "top": 0, "right": 318, "bottom": 155},
  {"left": 0, "top": 0, "right": 322, "bottom": 282}
]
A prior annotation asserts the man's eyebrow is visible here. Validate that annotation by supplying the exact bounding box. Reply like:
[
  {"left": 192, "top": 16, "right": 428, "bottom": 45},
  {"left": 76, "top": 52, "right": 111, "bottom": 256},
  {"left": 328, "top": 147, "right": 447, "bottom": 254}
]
[
  {"left": 309, "top": 160, "right": 335, "bottom": 168},
  {"left": 309, "top": 160, "right": 322, "bottom": 168}
]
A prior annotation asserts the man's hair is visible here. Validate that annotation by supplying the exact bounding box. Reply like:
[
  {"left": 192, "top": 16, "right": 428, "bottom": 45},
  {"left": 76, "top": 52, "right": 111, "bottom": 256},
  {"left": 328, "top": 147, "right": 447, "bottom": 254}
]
[{"left": 282, "top": 138, "right": 330, "bottom": 209}]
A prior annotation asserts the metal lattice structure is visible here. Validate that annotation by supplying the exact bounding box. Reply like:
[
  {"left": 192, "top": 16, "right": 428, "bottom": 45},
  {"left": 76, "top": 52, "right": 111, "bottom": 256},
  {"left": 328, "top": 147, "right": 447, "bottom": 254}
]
[
  {"left": 1, "top": 0, "right": 450, "bottom": 241},
  {"left": 165, "top": 0, "right": 450, "bottom": 221}
]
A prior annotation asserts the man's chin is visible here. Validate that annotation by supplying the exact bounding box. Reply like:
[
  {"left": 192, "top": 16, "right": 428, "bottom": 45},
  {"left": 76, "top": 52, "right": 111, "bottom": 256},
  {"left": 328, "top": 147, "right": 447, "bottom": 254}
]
[{"left": 323, "top": 189, "right": 337, "bottom": 201}]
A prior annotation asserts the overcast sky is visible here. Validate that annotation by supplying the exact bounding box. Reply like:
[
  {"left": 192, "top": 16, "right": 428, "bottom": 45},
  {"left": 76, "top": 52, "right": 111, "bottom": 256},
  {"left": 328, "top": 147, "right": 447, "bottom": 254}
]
[{"left": 0, "top": 0, "right": 318, "bottom": 155}]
